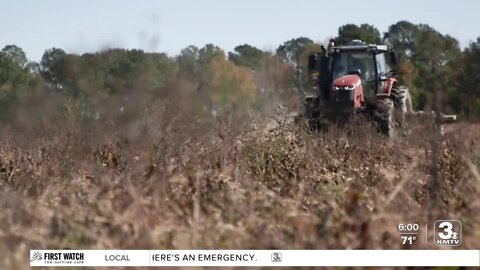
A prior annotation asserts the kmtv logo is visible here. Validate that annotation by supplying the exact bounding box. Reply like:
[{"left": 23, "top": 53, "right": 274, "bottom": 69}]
[{"left": 434, "top": 220, "right": 462, "bottom": 246}]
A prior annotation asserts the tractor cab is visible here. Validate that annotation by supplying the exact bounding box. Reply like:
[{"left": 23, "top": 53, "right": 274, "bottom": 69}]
[{"left": 308, "top": 39, "right": 398, "bottom": 107}]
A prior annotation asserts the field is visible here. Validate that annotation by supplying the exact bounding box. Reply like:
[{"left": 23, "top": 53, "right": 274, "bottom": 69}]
[{"left": 0, "top": 90, "right": 479, "bottom": 270}]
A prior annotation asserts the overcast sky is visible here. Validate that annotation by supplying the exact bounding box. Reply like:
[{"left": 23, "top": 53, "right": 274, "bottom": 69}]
[{"left": 1, "top": 0, "right": 479, "bottom": 62}]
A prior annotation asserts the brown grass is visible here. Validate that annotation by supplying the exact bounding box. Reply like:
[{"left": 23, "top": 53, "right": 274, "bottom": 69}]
[{"left": 0, "top": 90, "right": 479, "bottom": 270}]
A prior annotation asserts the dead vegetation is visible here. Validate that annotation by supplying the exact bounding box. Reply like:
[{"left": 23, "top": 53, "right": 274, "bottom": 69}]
[{"left": 0, "top": 93, "right": 479, "bottom": 270}]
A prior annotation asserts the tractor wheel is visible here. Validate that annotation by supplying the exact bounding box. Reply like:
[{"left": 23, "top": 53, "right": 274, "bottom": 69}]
[
  {"left": 303, "top": 97, "right": 321, "bottom": 130},
  {"left": 304, "top": 97, "right": 320, "bottom": 119},
  {"left": 391, "top": 85, "right": 412, "bottom": 127},
  {"left": 376, "top": 97, "right": 395, "bottom": 137}
]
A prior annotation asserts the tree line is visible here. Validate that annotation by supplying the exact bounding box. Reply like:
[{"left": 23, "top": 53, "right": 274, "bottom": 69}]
[{"left": 1, "top": 21, "right": 479, "bottom": 123}]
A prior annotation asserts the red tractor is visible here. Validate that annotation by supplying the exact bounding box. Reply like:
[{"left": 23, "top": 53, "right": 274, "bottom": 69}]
[{"left": 304, "top": 39, "right": 412, "bottom": 136}]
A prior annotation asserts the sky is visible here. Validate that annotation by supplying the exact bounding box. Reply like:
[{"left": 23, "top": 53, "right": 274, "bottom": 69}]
[{"left": 1, "top": 0, "right": 479, "bottom": 62}]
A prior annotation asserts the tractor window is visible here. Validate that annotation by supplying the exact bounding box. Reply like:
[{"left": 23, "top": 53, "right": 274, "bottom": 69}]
[
  {"left": 332, "top": 51, "right": 375, "bottom": 82},
  {"left": 375, "top": 53, "right": 389, "bottom": 77}
]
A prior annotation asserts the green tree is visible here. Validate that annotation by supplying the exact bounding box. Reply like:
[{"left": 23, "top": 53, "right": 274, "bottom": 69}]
[
  {"left": 1, "top": 45, "right": 28, "bottom": 67},
  {"left": 177, "top": 45, "right": 201, "bottom": 79},
  {"left": 276, "top": 37, "right": 314, "bottom": 90},
  {"left": 40, "top": 48, "right": 68, "bottom": 89},
  {"left": 228, "top": 44, "right": 265, "bottom": 70},
  {"left": 411, "top": 24, "right": 460, "bottom": 109},
  {"left": 384, "top": 21, "right": 418, "bottom": 58},
  {"left": 0, "top": 52, "right": 31, "bottom": 117},
  {"left": 176, "top": 44, "right": 226, "bottom": 92},
  {"left": 384, "top": 21, "right": 461, "bottom": 110},
  {"left": 25, "top": 61, "right": 41, "bottom": 74},
  {"left": 141, "top": 52, "right": 177, "bottom": 91},
  {"left": 384, "top": 21, "right": 421, "bottom": 104},
  {"left": 457, "top": 38, "right": 480, "bottom": 118},
  {"left": 276, "top": 37, "right": 313, "bottom": 65},
  {"left": 336, "top": 24, "right": 381, "bottom": 45},
  {"left": 198, "top": 44, "right": 224, "bottom": 66},
  {"left": 413, "top": 24, "right": 460, "bottom": 74}
]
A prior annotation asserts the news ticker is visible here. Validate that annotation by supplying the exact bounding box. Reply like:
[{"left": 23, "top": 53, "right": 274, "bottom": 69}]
[{"left": 30, "top": 250, "right": 480, "bottom": 267}]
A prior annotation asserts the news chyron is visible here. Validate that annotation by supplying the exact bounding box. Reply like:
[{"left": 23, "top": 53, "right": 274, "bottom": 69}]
[{"left": 29, "top": 221, "right": 478, "bottom": 268}]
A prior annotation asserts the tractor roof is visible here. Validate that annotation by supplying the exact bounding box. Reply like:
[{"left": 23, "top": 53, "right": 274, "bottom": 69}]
[{"left": 330, "top": 40, "right": 391, "bottom": 53}]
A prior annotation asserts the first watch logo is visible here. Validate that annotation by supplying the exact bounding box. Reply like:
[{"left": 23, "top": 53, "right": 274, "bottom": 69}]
[
  {"left": 434, "top": 220, "right": 462, "bottom": 246},
  {"left": 31, "top": 251, "right": 85, "bottom": 265},
  {"left": 31, "top": 252, "right": 43, "bottom": 262}
]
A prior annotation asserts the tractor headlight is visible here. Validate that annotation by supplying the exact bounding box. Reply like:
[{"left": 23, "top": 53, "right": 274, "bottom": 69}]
[{"left": 334, "top": 85, "right": 355, "bottom": 90}]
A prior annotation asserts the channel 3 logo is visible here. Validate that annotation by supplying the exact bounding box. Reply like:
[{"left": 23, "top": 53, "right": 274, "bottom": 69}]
[
  {"left": 434, "top": 220, "right": 462, "bottom": 246},
  {"left": 271, "top": 252, "right": 282, "bottom": 263}
]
